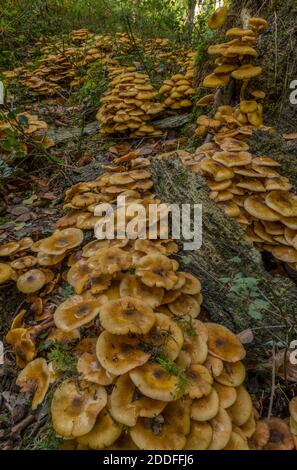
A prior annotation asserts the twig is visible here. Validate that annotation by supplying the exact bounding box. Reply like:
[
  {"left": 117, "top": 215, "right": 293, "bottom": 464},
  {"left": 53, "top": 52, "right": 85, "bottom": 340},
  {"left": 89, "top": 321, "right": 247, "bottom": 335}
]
[
  {"left": 267, "top": 341, "right": 276, "bottom": 419},
  {"left": 11, "top": 415, "right": 35, "bottom": 438}
]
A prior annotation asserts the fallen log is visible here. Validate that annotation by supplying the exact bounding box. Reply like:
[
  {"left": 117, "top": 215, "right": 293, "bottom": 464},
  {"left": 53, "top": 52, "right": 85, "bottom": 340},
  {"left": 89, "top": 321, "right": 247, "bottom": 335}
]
[{"left": 151, "top": 155, "right": 297, "bottom": 362}]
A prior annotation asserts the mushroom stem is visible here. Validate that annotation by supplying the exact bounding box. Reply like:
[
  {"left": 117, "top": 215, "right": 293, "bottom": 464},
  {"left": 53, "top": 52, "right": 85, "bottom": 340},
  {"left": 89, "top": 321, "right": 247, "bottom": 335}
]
[
  {"left": 29, "top": 319, "right": 55, "bottom": 340},
  {"left": 240, "top": 79, "right": 250, "bottom": 100}
]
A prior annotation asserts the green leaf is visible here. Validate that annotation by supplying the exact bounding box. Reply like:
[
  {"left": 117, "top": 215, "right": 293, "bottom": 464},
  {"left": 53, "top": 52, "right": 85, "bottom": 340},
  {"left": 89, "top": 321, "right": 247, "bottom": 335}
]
[
  {"left": 248, "top": 304, "right": 263, "bottom": 320},
  {"left": 181, "top": 255, "right": 192, "bottom": 265},
  {"left": 219, "top": 277, "right": 231, "bottom": 284}
]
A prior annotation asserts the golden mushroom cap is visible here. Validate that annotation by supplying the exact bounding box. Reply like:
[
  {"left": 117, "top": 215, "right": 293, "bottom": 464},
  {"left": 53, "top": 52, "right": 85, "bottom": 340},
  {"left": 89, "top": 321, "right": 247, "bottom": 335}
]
[
  {"left": 144, "top": 313, "right": 184, "bottom": 360},
  {"left": 263, "top": 418, "right": 294, "bottom": 450},
  {"left": 119, "top": 274, "right": 164, "bottom": 308},
  {"left": 206, "top": 323, "right": 246, "bottom": 362},
  {"left": 213, "top": 382, "right": 237, "bottom": 409},
  {"left": 213, "top": 151, "right": 252, "bottom": 168},
  {"left": 184, "top": 421, "right": 213, "bottom": 450},
  {"left": 54, "top": 294, "right": 106, "bottom": 332},
  {"left": 208, "top": 407, "right": 232, "bottom": 450},
  {"left": 216, "top": 361, "right": 246, "bottom": 387},
  {"left": 249, "top": 17, "right": 268, "bottom": 30},
  {"left": 100, "top": 296, "right": 156, "bottom": 335},
  {"left": 289, "top": 397, "right": 297, "bottom": 423},
  {"left": 0, "top": 263, "right": 14, "bottom": 284},
  {"left": 0, "top": 241, "right": 20, "bottom": 257},
  {"left": 244, "top": 196, "right": 281, "bottom": 222},
  {"left": 232, "top": 64, "right": 262, "bottom": 80},
  {"left": 51, "top": 380, "right": 107, "bottom": 438},
  {"left": 96, "top": 331, "right": 150, "bottom": 375},
  {"left": 6, "top": 327, "right": 36, "bottom": 368},
  {"left": 203, "top": 73, "right": 225, "bottom": 88},
  {"left": 16, "top": 358, "right": 51, "bottom": 410},
  {"left": 185, "top": 364, "right": 213, "bottom": 399},
  {"left": 265, "top": 191, "right": 297, "bottom": 218},
  {"left": 208, "top": 6, "right": 228, "bottom": 29},
  {"left": 77, "top": 408, "right": 122, "bottom": 449},
  {"left": 110, "top": 374, "right": 166, "bottom": 427},
  {"left": 38, "top": 228, "right": 84, "bottom": 255},
  {"left": 225, "top": 27, "right": 255, "bottom": 37},
  {"left": 229, "top": 385, "right": 253, "bottom": 426},
  {"left": 129, "top": 399, "right": 191, "bottom": 450},
  {"left": 87, "top": 247, "right": 132, "bottom": 275},
  {"left": 135, "top": 253, "right": 178, "bottom": 290},
  {"left": 17, "top": 269, "right": 47, "bottom": 293},
  {"left": 129, "top": 363, "right": 181, "bottom": 402},
  {"left": 191, "top": 387, "right": 220, "bottom": 422},
  {"left": 77, "top": 352, "right": 116, "bottom": 385}
]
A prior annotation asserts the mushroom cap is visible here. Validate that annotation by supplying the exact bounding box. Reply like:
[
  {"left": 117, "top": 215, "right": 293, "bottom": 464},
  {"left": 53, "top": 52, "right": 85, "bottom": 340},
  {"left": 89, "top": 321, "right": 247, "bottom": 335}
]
[
  {"left": 77, "top": 408, "right": 122, "bottom": 449},
  {"left": 219, "top": 137, "right": 249, "bottom": 152},
  {"left": 249, "top": 17, "right": 268, "bottom": 30},
  {"left": 11, "top": 256, "right": 37, "bottom": 270},
  {"left": 99, "top": 296, "right": 156, "bottom": 335},
  {"left": 264, "top": 418, "right": 294, "bottom": 450},
  {"left": 196, "top": 94, "right": 215, "bottom": 106},
  {"left": 204, "top": 354, "right": 224, "bottom": 377},
  {"left": 120, "top": 274, "right": 164, "bottom": 308},
  {"left": 265, "top": 191, "right": 297, "bottom": 218},
  {"left": 241, "top": 410, "right": 257, "bottom": 438},
  {"left": 244, "top": 196, "right": 281, "bottom": 222},
  {"left": 110, "top": 374, "right": 166, "bottom": 427},
  {"left": 240, "top": 100, "right": 258, "bottom": 113},
  {"left": 6, "top": 327, "right": 36, "bottom": 368},
  {"left": 0, "top": 241, "right": 20, "bottom": 256},
  {"left": 208, "top": 6, "right": 228, "bottom": 29},
  {"left": 272, "top": 246, "right": 297, "bottom": 263},
  {"left": 0, "top": 263, "right": 13, "bottom": 284},
  {"left": 208, "top": 407, "right": 232, "bottom": 450},
  {"left": 251, "top": 420, "right": 270, "bottom": 449},
  {"left": 16, "top": 358, "right": 51, "bottom": 410},
  {"left": 51, "top": 380, "right": 107, "bottom": 438},
  {"left": 143, "top": 313, "right": 184, "bottom": 360},
  {"left": 168, "top": 292, "right": 201, "bottom": 318},
  {"left": 129, "top": 363, "right": 180, "bottom": 401},
  {"left": 289, "top": 397, "right": 297, "bottom": 422},
  {"left": 216, "top": 361, "right": 246, "bottom": 387},
  {"left": 224, "top": 431, "right": 249, "bottom": 450},
  {"left": 201, "top": 157, "right": 235, "bottom": 182},
  {"left": 180, "top": 272, "right": 202, "bottom": 295},
  {"left": 191, "top": 388, "right": 220, "bottom": 421},
  {"left": 203, "top": 73, "right": 225, "bottom": 88},
  {"left": 225, "top": 45, "right": 257, "bottom": 57},
  {"left": 229, "top": 385, "right": 252, "bottom": 426},
  {"left": 77, "top": 352, "right": 116, "bottom": 385},
  {"left": 87, "top": 247, "right": 132, "bottom": 275},
  {"left": 226, "top": 28, "right": 255, "bottom": 37},
  {"left": 38, "top": 228, "right": 84, "bottom": 255},
  {"left": 17, "top": 269, "right": 47, "bottom": 293},
  {"left": 54, "top": 294, "right": 106, "bottom": 331},
  {"left": 184, "top": 421, "right": 213, "bottom": 450},
  {"left": 96, "top": 331, "right": 150, "bottom": 375},
  {"left": 185, "top": 364, "right": 213, "bottom": 399},
  {"left": 232, "top": 65, "right": 262, "bottom": 80},
  {"left": 135, "top": 254, "right": 178, "bottom": 290},
  {"left": 213, "top": 382, "right": 237, "bottom": 409},
  {"left": 206, "top": 323, "right": 246, "bottom": 362},
  {"left": 129, "top": 399, "right": 191, "bottom": 450},
  {"left": 213, "top": 151, "right": 252, "bottom": 167}
]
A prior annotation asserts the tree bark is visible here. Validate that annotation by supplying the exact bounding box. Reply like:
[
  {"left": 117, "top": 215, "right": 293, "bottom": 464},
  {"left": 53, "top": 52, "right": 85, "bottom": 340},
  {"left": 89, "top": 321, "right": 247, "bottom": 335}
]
[{"left": 150, "top": 155, "right": 297, "bottom": 362}]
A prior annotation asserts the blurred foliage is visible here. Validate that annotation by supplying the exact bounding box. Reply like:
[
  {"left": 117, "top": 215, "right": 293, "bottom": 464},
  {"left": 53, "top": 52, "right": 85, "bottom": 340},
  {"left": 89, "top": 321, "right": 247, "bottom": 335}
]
[{"left": 0, "top": 0, "right": 219, "bottom": 69}]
